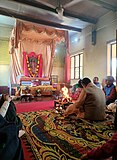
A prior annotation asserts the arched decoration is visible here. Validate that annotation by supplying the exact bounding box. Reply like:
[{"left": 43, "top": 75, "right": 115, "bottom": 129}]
[
  {"left": 10, "top": 20, "right": 65, "bottom": 50},
  {"left": 23, "top": 52, "right": 42, "bottom": 78}
]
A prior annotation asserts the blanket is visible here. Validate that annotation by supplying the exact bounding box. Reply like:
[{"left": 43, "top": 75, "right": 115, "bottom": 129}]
[{"left": 18, "top": 110, "right": 114, "bottom": 160}]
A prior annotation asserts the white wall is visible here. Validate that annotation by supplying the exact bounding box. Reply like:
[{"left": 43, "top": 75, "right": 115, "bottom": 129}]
[
  {"left": 70, "top": 11, "right": 117, "bottom": 84},
  {"left": 0, "top": 64, "right": 10, "bottom": 86},
  {"left": 52, "top": 42, "right": 66, "bottom": 83}
]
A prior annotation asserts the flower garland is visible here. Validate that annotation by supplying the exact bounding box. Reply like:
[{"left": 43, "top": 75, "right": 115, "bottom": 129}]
[{"left": 26, "top": 54, "right": 40, "bottom": 77}]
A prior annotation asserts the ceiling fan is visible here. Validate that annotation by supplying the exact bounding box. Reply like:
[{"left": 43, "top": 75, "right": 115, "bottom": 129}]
[{"left": 56, "top": 0, "right": 64, "bottom": 19}]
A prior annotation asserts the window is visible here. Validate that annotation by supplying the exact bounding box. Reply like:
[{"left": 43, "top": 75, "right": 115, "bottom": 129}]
[
  {"left": 70, "top": 53, "right": 83, "bottom": 79},
  {"left": 107, "top": 41, "right": 116, "bottom": 82}
]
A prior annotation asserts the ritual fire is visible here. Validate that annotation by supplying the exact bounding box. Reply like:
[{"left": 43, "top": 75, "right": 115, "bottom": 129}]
[
  {"left": 61, "top": 86, "right": 72, "bottom": 103},
  {"left": 54, "top": 86, "right": 72, "bottom": 113}
]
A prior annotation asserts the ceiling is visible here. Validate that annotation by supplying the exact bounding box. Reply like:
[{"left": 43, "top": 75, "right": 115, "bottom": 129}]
[{"left": 0, "top": 0, "right": 117, "bottom": 37}]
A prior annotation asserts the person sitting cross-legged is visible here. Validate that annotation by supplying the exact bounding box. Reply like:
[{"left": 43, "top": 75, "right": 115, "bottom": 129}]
[{"left": 64, "top": 77, "right": 106, "bottom": 121}]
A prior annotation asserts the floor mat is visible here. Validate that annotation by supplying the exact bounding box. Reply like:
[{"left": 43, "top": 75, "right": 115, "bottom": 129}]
[{"left": 19, "top": 110, "right": 114, "bottom": 160}]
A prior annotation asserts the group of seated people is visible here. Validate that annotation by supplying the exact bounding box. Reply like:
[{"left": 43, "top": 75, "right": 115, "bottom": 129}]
[
  {"left": 64, "top": 76, "right": 117, "bottom": 160},
  {"left": 0, "top": 76, "right": 117, "bottom": 159},
  {"left": 70, "top": 75, "right": 117, "bottom": 105}
]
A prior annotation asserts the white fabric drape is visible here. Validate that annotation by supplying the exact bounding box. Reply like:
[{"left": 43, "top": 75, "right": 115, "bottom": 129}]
[{"left": 10, "top": 42, "right": 23, "bottom": 84}]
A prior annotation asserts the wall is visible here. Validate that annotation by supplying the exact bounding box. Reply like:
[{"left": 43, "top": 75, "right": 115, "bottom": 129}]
[
  {"left": 0, "top": 18, "right": 14, "bottom": 86},
  {"left": 70, "top": 11, "right": 117, "bottom": 84},
  {"left": 52, "top": 42, "right": 66, "bottom": 83},
  {"left": 0, "top": 39, "right": 10, "bottom": 86}
]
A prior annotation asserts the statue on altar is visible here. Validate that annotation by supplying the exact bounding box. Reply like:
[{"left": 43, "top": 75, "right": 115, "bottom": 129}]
[
  {"left": 29, "top": 57, "right": 38, "bottom": 76},
  {"left": 23, "top": 52, "right": 42, "bottom": 78},
  {"left": 26, "top": 55, "right": 40, "bottom": 78}
]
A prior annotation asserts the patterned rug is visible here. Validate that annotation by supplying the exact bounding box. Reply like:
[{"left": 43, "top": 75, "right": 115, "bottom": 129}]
[{"left": 18, "top": 110, "right": 115, "bottom": 160}]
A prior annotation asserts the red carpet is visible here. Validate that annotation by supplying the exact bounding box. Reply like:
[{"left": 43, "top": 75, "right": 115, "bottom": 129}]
[
  {"left": 16, "top": 100, "right": 54, "bottom": 159},
  {"left": 21, "top": 135, "right": 34, "bottom": 160},
  {"left": 15, "top": 100, "right": 54, "bottom": 113}
]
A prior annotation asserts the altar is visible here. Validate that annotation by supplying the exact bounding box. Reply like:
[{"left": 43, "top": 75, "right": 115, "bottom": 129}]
[
  {"left": 20, "top": 76, "right": 50, "bottom": 86},
  {"left": 20, "top": 85, "right": 56, "bottom": 97}
]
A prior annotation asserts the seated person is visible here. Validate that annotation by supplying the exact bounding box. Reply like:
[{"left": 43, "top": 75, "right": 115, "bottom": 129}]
[
  {"left": 64, "top": 77, "right": 106, "bottom": 121},
  {"left": 93, "top": 76, "right": 101, "bottom": 88},
  {"left": 103, "top": 76, "right": 116, "bottom": 105},
  {"left": 0, "top": 94, "right": 23, "bottom": 132},
  {"left": 69, "top": 79, "right": 83, "bottom": 100},
  {"left": 81, "top": 132, "right": 117, "bottom": 160},
  {"left": 0, "top": 95, "right": 24, "bottom": 160}
]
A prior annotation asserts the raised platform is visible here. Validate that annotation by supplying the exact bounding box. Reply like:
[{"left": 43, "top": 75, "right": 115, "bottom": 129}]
[
  {"left": 20, "top": 85, "right": 56, "bottom": 96},
  {"left": 20, "top": 77, "right": 50, "bottom": 86}
]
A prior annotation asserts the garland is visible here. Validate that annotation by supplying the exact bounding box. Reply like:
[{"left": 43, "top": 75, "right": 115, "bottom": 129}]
[{"left": 26, "top": 54, "right": 40, "bottom": 77}]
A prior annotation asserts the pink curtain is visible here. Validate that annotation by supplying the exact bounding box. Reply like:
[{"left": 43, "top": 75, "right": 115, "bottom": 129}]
[
  {"left": 23, "top": 52, "right": 42, "bottom": 77},
  {"left": 65, "top": 31, "right": 70, "bottom": 83},
  {"left": 65, "top": 54, "right": 70, "bottom": 83}
]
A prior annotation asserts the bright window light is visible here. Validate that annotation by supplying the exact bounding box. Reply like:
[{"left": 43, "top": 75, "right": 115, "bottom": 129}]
[{"left": 74, "top": 38, "right": 78, "bottom": 42}]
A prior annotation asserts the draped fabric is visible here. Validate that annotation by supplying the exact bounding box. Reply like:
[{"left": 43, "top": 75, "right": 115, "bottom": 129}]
[
  {"left": 65, "top": 31, "right": 70, "bottom": 83},
  {"left": 65, "top": 53, "right": 70, "bottom": 83},
  {"left": 10, "top": 42, "right": 23, "bottom": 84},
  {"left": 9, "top": 20, "right": 65, "bottom": 84}
]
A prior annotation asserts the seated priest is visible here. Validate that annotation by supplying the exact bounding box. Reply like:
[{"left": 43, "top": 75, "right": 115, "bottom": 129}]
[{"left": 64, "top": 77, "right": 106, "bottom": 121}]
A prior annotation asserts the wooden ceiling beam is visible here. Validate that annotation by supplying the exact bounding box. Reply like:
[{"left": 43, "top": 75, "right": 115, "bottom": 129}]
[
  {"left": 0, "top": 7, "right": 82, "bottom": 32},
  {"left": 12, "top": 0, "right": 97, "bottom": 24}
]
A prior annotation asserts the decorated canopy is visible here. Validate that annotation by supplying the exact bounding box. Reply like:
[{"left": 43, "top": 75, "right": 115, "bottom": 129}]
[{"left": 9, "top": 19, "right": 66, "bottom": 84}]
